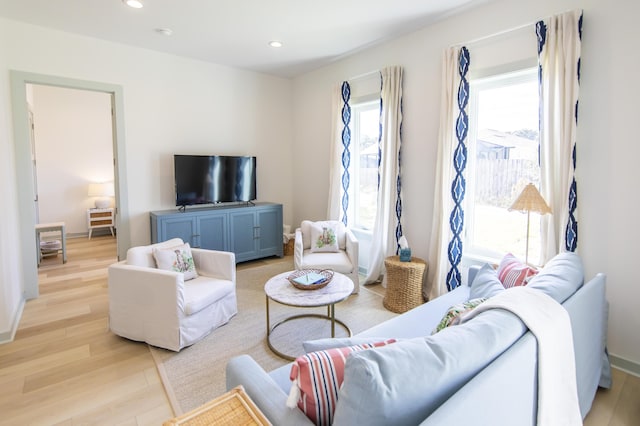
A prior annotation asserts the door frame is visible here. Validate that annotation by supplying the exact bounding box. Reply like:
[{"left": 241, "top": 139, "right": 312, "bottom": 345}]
[{"left": 10, "top": 71, "right": 130, "bottom": 299}]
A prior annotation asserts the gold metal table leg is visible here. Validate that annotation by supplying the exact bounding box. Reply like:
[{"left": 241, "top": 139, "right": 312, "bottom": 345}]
[
  {"left": 266, "top": 303, "right": 352, "bottom": 361},
  {"left": 265, "top": 296, "right": 270, "bottom": 336},
  {"left": 330, "top": 304, "right": 335, "bottom": 337}
]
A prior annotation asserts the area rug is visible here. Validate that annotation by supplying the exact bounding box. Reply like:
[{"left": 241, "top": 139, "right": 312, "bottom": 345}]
[{"left": 150, "top": 258, "right": 398, "bottom": 415}]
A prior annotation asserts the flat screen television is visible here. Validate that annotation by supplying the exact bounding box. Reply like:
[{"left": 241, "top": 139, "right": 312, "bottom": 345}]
[{"left": 174, "top": 155, "right": 257, "bottom": 207}]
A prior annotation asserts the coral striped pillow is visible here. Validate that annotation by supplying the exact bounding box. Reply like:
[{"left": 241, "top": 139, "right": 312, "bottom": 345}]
[
  {"left": 287, "top": 339, "right": 396, "bottom": 425},
  {"left": 497, "top": 253, "right": 538, "bottom": 288}
]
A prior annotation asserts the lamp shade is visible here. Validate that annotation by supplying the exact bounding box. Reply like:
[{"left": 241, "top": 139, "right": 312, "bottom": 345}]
[
  {"left": 88, "top": 182, "right": 115, "bottom": 198},
  {"left": 509, "top": 183, "right": 552, "bottom": 214},
  {"left": 88, "top": 182, "right": 115, "bottom": 208}
]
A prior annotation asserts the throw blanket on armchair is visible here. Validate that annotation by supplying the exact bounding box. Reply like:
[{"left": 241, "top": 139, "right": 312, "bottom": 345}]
[{"left": 459, "top": 287, "right": 581, "bottom": 426}]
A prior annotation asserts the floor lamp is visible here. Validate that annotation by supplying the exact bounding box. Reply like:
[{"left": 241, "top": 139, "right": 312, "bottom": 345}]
[{"left": 509, "top": 183, "right": 552, "bottom": 265}]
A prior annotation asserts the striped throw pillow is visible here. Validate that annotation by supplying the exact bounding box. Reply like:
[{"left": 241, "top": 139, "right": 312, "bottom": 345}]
[
  {"left": 497, "top": 253, "right": 538, "bottom": 288},
  {"left": 287, "top": 339, "right": 396, "bottom": 425}
]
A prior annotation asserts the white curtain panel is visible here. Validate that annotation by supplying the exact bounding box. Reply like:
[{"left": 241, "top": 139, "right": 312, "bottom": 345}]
[
  {"left": 364, "top": 66, "right": 404, "bottom": 285},
  {"left": 538, "top": 9, "right": 583, "bottom": 262},
  {"left": 327, "top": 83, "right": 348, "bottom": 222},
  {"left": 426, "top": 46, "right": 467, "bottom": 301}
]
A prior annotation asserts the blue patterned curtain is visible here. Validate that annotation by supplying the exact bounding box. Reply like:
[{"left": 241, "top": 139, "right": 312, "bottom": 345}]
[
  {"left": 376, "top": 74, "right": 404, "bottom": 253},
  {"left": 328, "top": 69, "right": 403, "bottom": 285},
  {"left": 537, "top": 10, "right": 582, "bottom": 259},
  {"left": 370, "top": 74, "right": 403, "bottom": 254},
  {"left": 340, "top": 81, "right": 351, "bottom": 226},
  {"left": 394, "top": 99, "right": 404, "bottom": 253},
  {"left": 445, "top": 47, "right": 470, "bottom": 292},
  {"left": 364, "top": 66, "right": 404, "bottom": 284},
  {"left": 426, "top": 46, "right": 471, "bottom": 300}
]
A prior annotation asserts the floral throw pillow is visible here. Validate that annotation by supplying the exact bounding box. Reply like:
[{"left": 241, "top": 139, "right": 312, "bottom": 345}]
[
  {"left": 153, "top": 242, "right": 198, "bottom": 281},
  {"left": 432, "top": 298, "right": 488, "bottom": 334},
  {"left": 310, "top": 223, "right": 339, "bottom": 253}
]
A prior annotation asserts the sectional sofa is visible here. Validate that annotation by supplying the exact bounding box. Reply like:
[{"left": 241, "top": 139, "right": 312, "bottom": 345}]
[{"left": 226, "top": 252, "right": 610, "bottom": 425}]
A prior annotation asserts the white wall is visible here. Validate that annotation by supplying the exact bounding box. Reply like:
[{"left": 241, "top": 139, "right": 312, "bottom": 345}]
[
  {"left": 0, "top": 35, "right": 24, "bottom": 342},
  {"left": 0, "top": 18, "right": 294, "bottom": 337},
  {"left": 292, "top": 0, "right": 640, "bottom": 367},
  {"left": 32, "top": 85, "right": 114, "bottom": 235}
]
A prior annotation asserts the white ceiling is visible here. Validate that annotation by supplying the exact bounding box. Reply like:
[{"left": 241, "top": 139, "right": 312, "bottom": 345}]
[{"left": 0, "top": 0, "right": 490, "bottom": 78}]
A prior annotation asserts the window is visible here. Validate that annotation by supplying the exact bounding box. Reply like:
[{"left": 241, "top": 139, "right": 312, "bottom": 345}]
[
  {"left": 348, "top": 101, "right": 379, "bottom": 231},
  {"left": 465, "top": 68, "right": 542, "bottom": 264}
]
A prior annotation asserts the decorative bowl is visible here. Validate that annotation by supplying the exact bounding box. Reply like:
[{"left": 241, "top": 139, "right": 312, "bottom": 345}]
[{"left": 287, "top": 269, "right": 334, "bottom": 290}]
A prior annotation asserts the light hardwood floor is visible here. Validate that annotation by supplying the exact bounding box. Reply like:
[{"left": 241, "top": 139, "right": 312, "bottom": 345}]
[
  {"left": 0, "top": 236, "right": 637, "bottom": 424},
  {"left": 0, "top": 236, "right": 172, "bottom": 425}
]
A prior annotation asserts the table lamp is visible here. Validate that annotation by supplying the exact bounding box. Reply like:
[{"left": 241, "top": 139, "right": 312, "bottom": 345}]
[
  {"left": 508, "top": 183, "right": 552, "bottom": 265},
  {"left": 88, "top": 182, "right": 115, "bottom": 209}
]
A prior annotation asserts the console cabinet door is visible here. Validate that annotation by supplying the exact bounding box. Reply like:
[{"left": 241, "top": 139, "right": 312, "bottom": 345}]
[
  {"left": 158, "top": 216, "right": 198, "bottom": 247},
  {"left": 256, "top": 207, "right": 283, "bottom": 258},
  {"left": 198, "top": 213, "right": 228, "bottom": 251},
  {"left": 229, "top": 211, "right": 258, "bottom": 262}
]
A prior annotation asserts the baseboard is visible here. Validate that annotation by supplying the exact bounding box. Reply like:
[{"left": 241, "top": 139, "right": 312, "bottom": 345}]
[
  {"left": 68, "top": 232, "right": 88, "bottom": 239},
  {"left": 610, "top": 353, "right": 640, "bottom": 378},
  {"left": 0, "top": 298, "right": 25, "bottom": 345}
]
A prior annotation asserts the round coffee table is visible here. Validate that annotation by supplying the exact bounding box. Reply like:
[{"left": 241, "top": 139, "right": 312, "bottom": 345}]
[{"left": 265, "top": 271, "right": 354, "bottom": 360}]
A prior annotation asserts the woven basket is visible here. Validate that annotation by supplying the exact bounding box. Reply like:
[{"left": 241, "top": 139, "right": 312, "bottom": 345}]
[
  {"left": 383, "top": 256, "right": 427, "bottom": 313},
  {"left": 283, "top": 239, "right": 294, "bottom": 256}
]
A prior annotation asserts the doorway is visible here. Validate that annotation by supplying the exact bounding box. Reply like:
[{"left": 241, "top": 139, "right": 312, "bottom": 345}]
[
  {"left": 29, "top": 84, "right": 115, "bottom": 244},
  {"left": 10, "top": 71, "right": 131, "bottom": 299}
]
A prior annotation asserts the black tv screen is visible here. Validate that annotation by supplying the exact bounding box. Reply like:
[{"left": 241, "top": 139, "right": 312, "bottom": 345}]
[{"left": 174, "top": 155, "right": 257, "bottom": 206}]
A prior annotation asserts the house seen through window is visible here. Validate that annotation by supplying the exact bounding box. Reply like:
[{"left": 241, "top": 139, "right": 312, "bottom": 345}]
[
  {"left": 465, "top": 68, "right": 542, "bottom": 265},
  {"left": 349, "top": 100, "right": 379, "bottom": 232}
]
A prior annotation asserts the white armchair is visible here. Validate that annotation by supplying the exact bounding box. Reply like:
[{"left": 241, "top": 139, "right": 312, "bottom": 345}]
[
  {"left": 294, "top": 220, "right": 359, "bottom": 293},
  {"left": 108, "top": 238, "right": 237, "bottom": 351}
]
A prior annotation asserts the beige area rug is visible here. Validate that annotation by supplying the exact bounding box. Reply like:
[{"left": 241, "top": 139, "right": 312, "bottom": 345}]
[{"left": 150, "top": 258, "right": 398, "bottom": 415}]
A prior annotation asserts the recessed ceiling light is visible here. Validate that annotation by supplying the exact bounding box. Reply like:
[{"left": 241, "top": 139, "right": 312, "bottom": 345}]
[
  {"left": 123, "top": 0, "right": 143, "bottom": 9},
  {"left": 155, "top": 28, "right": 173, "bottom": 36},
  {"left": 268, "top": 41, "right": 283, "bottom": 48}
]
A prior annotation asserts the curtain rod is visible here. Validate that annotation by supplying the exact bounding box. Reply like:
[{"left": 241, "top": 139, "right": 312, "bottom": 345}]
[
  {"left": 452, "top": 21, "right": 532, "bottom": 49},
  {"left": 347, "top": 69, "right": 380, "bottom": 82},
  {"left": 453, "top": 8, "right": 582, "bottom": 49}
]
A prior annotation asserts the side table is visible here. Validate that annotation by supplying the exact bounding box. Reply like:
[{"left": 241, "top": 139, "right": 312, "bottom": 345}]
[
  {"left": 35, "top": 222, "right": 67, "bottom": 265},
  {"left": 87, "top": 208, "right": 115, "bottom": 239},
  {"left": 383, "top": 255, "right": 427, "bottom": 313}
]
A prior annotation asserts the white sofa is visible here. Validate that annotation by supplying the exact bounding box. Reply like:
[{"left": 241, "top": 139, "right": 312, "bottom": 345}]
[
  {"left": 108, "top": 238, "right": 237, "bottom": 351},
  {"left": 294, "top": 220, "right": 359, "bottom": 293}
]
